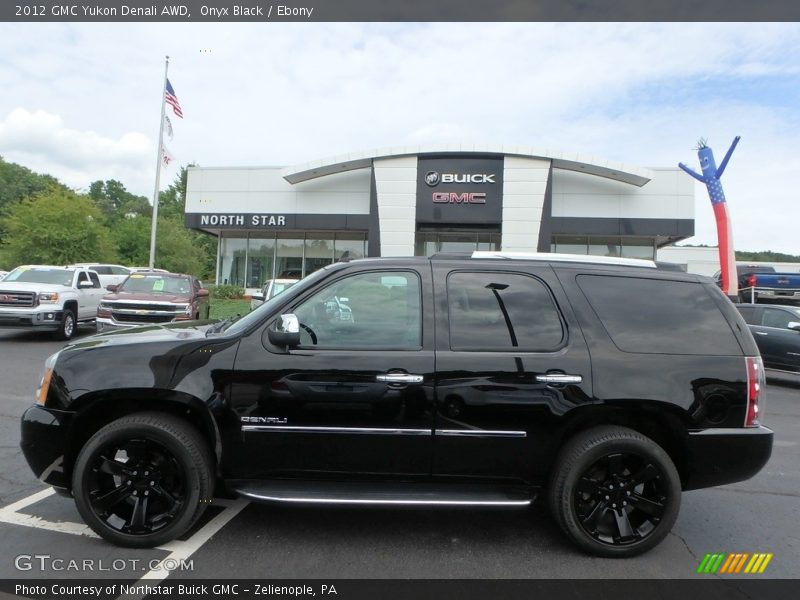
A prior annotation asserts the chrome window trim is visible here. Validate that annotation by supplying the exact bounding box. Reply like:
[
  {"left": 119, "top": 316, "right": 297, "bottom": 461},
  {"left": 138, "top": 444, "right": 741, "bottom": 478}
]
[
  {"left": 435, "top": 429, "right": 527, "bottom": 438},
  {"left": 241, "top": 425, "right": 431, "bottom": 435}
]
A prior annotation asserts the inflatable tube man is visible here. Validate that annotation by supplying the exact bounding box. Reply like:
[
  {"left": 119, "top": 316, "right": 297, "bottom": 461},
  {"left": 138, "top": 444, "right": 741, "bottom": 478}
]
[{"left": 678, "top": 136, "right": 741, "bottom": 298}]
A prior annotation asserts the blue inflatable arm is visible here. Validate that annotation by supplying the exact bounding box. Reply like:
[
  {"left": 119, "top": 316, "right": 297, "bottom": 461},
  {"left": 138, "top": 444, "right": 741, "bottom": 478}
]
[
  {"left": 678, "top": 162, "right": 706, "bottom": 183},
  {"left": 715, "top": 136, "right": 741, "bottom": 179}
]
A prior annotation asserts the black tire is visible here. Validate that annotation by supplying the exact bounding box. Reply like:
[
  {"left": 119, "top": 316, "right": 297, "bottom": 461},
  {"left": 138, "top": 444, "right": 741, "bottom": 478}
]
[
  {"left": 72, "top": 412, "right": 214, "bottom": 548},
  {"left": 55, "top": 308, "right": 76, "bottom": 340},
  {"left": 548, "top": 425, "right": 681, "bottom": 558}
]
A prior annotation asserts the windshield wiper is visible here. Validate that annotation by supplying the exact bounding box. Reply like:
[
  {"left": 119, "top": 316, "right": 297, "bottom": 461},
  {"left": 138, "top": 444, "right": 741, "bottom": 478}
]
[{"left": 205, "top": 315, "right": 241, "bottom": 336}]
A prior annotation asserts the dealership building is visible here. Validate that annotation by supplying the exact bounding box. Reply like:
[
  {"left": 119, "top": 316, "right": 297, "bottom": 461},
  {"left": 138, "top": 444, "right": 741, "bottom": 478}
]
[{"left": 184, "top": 144, "right": 695, "bottom": 291}]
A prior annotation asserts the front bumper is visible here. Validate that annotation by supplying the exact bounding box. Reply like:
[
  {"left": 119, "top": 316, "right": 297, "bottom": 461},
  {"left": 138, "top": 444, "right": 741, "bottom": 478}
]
[
  {"left": 683, "top": 426, "right": 773, "bottom": 490},
  {"left": 20, "top": 404, "right": 74, "bottom": 490},
  {"left": 0, "top": 309, "right": 63, "bottom": 330}
]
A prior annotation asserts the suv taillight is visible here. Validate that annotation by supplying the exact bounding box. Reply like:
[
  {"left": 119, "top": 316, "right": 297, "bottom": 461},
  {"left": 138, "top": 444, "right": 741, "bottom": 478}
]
[
  {"left": 747, "top": 274, "right": 757, "bottom": 288},
  {"left": 745, "top": 356, "right": 765, "bottom": 427}
]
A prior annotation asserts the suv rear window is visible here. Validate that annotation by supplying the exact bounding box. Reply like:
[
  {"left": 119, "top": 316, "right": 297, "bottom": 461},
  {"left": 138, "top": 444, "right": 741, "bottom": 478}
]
[
  {"left": 577, "top": 275, "right": 741, "bottom": 355},
  {"left": 447, "top": 271, "right": 564, "bottom": 352}
]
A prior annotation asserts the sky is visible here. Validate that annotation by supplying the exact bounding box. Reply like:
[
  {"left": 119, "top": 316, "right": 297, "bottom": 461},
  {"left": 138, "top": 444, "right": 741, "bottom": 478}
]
[{"left": 0, "top": 22, "right": 798, "bottom": 253}]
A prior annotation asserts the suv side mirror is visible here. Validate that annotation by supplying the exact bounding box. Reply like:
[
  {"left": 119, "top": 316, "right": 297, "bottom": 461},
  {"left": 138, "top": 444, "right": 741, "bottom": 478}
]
[
  {"left": 252, "top": 293, "right": 265, "bottom": 302},
  {"left": 78, "top": 280, "right": 93, "bottom": 289},
  {"left": 788, "top": 321, "right": 800, "bottom": 332},
  {"left": 197, "top": 288, "right": 209, "bottom": 297},
  {"left": 268, "top": 314, "right": 301, "bottom": 348},
  {"left": 106, "top": 284, "right": 119, "bottom": 292}
]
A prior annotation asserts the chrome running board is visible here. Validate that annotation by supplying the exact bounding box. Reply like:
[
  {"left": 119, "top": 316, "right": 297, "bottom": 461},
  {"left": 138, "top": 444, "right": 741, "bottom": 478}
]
[{"left": 231, "top": 480, "right": 534, "bottom": 507}]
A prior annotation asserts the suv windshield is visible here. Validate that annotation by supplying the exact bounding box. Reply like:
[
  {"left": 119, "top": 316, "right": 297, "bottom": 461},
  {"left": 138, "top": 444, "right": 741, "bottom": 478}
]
[
  {"left": 120, "top": 274, "right": 192, "bottom": 295},
  {"left": 4, "top": 267, "right": 74, "bottom": 286}
]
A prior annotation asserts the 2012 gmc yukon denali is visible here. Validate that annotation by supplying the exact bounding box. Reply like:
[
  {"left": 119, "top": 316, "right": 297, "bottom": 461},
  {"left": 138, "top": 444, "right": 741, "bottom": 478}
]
[{"left": 20, "top": 252, "right": 773, "bottom": 557}]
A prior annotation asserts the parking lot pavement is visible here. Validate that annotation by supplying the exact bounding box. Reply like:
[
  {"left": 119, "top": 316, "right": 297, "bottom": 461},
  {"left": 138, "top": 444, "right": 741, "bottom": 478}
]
[{"left": 0, "top": 328, "right": 798, "bottom": 581}]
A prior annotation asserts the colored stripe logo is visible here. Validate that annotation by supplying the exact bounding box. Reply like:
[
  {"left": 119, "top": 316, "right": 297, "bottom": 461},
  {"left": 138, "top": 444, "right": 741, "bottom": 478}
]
[{"left": 697, "top": 553, "right": 773, "bottom": 574}]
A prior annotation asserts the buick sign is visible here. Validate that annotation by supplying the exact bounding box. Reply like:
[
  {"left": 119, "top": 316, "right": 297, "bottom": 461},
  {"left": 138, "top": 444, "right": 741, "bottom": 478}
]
[
  {"left": 425, "top": 171, "right": 440, "bottom": 186},
  {"left": 425, "top": 171, "right": 495, "bottom": 186}
]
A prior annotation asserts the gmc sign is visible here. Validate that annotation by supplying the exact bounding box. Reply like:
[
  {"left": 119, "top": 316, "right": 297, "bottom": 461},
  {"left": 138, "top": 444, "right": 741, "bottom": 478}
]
[{"left": 432, "top": 192, "right": 487, "bottom": 204}]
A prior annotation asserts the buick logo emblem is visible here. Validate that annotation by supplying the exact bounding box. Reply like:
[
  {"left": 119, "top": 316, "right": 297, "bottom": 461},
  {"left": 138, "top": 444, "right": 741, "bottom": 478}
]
[{"left": 425, "top": 171, "right": 440, "bottom": 187}]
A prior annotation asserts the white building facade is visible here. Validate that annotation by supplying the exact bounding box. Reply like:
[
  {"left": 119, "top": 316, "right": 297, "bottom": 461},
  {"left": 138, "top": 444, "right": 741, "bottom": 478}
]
[{"left": 184, "top": 145, "right": 695, "bottom": 290}]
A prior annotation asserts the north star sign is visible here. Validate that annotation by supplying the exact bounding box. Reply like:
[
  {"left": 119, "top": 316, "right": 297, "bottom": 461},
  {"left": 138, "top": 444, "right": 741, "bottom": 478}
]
[{"left": 199, "top": 214, "right": 286, "bottom": 227}]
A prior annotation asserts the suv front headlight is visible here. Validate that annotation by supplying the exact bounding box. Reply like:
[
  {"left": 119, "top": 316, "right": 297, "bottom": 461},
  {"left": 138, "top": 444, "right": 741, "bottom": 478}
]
[{"left": 36, "top": 351, "right": 61, "bottom": 406}]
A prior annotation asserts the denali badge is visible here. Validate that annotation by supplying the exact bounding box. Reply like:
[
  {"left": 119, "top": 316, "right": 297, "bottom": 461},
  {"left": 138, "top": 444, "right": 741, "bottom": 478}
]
[
  {"left": 241, "top": 416, "right": 288, "bottom": 424},
  {"left": 425, "top": 172, "right": 496, "bottom": 186}
]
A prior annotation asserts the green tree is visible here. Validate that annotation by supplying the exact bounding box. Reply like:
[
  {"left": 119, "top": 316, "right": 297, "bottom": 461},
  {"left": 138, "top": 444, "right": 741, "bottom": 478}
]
[
  {"left": 0, "top": 188, "right": 116, "bottom": 266},
  {"left": 0, "top": 157, "right": 68, "bottom": 213},
  {"left": 88, "top": 179, "right": 151, "bottom": 220}
]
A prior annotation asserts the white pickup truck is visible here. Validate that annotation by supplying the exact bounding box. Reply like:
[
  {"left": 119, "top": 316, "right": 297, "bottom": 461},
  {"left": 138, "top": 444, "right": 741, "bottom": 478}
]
[{"left": 0, "top": 265, "right": 106, "bottom": 339}]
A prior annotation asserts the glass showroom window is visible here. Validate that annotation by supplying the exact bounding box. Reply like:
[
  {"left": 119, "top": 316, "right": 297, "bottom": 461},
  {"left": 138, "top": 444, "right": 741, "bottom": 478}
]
[
  {"left": 247, "top": 235, "right": 276, "bottom": 288},
  {"left": 304, "top": 234, "right": 335, "bottom": 276},
  {"left": 219, "top": 236, "right": 247, "bottom": 287},
  {"left": 553, "top": 236, "right": 588, "bottom": 254},
  {"left": 588, "top": 236, "right": 621, "bottom": 257},
  {"left": 334, "top": 232, "right": 367, "bottom": 261},
  {"left": 275, "top": 234, "right": 304, "bottom": 279},
  {"left": 620, "top": 238, "right": 656, "bottom": 259}
]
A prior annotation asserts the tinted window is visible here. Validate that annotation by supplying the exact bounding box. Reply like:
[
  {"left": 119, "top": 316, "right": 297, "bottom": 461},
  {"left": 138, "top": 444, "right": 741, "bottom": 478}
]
[
  {"left": 762, "top": 307, "right": 800, "bottom": 329},
  {"left": 110, "top": 266, "right": 130, "bottom": 275},
  {"left": 90, "top": 266, "right": 112, "bottom": 275},
  {"left": 88, "top": 272, "right": 101, "bottom": 288},
  {"left": 447, "top": 272, "right": 564, "bottom": 352},
  {"left": 577, "top": 275, "right": 741, "bottom": 355},
  {"left": 292, "top": 271, "right": 421, "bottom": 348},
  {"left": 736, "top": 305, "right": 759, "bottom": 325}
]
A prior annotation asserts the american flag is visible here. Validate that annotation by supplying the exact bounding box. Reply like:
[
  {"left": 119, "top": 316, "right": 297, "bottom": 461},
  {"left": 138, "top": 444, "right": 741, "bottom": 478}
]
[{"left": 165, "top": 79, "right": 183, "bottom": 118}]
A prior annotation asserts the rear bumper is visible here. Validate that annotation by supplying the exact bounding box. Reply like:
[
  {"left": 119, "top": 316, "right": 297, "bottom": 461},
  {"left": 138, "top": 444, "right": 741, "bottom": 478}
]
[
  {"left": 0, "top": 309, "right": 63, "bottom": 330},
  {"left": 20, "top": 404, "right": 74, "bottom": 491},
  {"left": 683, "top": 426, "right": 773, "bottom": 490}
]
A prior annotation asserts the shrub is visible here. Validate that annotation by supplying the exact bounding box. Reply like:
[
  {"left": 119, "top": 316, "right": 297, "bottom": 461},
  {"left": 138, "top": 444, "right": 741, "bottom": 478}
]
[{"left": 208, "top": 284, "right": 245, "bottom": 299}]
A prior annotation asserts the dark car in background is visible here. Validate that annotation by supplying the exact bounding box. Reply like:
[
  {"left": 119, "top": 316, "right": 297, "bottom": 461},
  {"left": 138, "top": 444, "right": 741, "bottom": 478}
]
[
  {"left": 736, "top": 303, "right": 800, "bottom": 372},
  {"left": 96, "top": 271, "right": 210, "bottom": 332}
]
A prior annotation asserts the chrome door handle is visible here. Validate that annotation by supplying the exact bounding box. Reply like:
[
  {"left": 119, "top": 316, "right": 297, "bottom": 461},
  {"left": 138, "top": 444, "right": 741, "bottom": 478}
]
[
  {"left": 376, "top": 373, "right": 424, "bottom": 384},
  {"left": 754, "top": 331, "right": 768, "bottom": 336},
  {"left": 535, "top": 373, "right": 583, "bottom": 384}
]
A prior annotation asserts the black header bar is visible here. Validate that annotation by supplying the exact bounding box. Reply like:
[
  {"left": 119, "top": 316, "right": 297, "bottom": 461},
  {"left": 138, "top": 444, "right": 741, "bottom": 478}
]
[{"left": 2, "top": 0, "right": 799, "bottom": 22}]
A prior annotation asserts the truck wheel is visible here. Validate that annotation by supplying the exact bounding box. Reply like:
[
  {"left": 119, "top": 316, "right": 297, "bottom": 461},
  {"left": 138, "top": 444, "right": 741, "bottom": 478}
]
[
  {"left": 548, "top": 425, "right": 681, "bottom": 558},
  {"left": 55, "top": 309, "right": 76, "bottom": 340},
  {"left": 72, "top": 412, "right": 214, "bottom": 548}
]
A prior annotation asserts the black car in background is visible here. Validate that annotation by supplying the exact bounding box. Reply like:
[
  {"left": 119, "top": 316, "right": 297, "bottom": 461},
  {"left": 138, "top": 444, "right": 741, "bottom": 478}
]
[
  {"left": 736, "top": 303, "right": 800, "bottom": 372},
  {"left": 20, "top": 253, "right": 772, "bottom": 557}
]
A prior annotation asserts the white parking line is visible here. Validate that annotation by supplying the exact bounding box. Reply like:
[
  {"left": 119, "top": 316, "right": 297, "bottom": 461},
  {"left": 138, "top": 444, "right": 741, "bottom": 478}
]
[
  {"left": 0, "top": 487, "right": 55, "bottom": 512},
  {"left": 0, "top": 488, "right": 249, "bottom": 567}
]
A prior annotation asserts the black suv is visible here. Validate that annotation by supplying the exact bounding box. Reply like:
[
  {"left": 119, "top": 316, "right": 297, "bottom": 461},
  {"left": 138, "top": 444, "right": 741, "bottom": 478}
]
[{"left": 20, "top": 253, "right": 773, "bottom": 557}]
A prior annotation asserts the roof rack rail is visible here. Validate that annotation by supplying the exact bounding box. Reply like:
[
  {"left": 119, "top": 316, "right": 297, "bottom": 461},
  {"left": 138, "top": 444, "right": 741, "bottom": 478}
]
[{"left": 469, "top": 251, "right": 657, "bottom": 269}]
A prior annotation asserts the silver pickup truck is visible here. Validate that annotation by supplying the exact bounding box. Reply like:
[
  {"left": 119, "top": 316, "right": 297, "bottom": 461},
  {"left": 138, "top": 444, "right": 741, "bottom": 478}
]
[{"left": 0, "top": 265, "right": 106, "bottom": 339}]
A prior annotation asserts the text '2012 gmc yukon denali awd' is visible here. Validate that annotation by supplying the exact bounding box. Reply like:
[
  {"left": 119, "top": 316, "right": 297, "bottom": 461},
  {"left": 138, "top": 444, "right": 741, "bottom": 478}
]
[{"left": 20, "top": 252, "right": 772, "bottom": 557}]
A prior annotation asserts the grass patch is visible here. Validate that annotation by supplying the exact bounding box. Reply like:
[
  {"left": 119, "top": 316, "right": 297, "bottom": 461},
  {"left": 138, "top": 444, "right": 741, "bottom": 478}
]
[{"left": 210, "top": 298, "right": 251, "bottom": 320}]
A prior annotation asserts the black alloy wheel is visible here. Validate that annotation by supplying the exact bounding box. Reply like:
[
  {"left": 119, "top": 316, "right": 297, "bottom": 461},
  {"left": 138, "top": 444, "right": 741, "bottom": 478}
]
[
  {"left": 72, "top": 412, "right": 213, "bottom": 548},
  {"left": 86, "top": 438, "right": 186, "bottom": 535},
  {"left": 549, "top": 425, "right": 681, "bottom": 557},
  {"left": 573, "top": 452, "right": 667, "bottom": 546}
]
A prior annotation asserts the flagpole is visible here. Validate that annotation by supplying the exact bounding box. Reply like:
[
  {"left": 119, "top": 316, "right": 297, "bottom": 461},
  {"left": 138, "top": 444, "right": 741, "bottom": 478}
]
[{"left": 148, "top": 55, "right": 169, "bottom": 270}]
